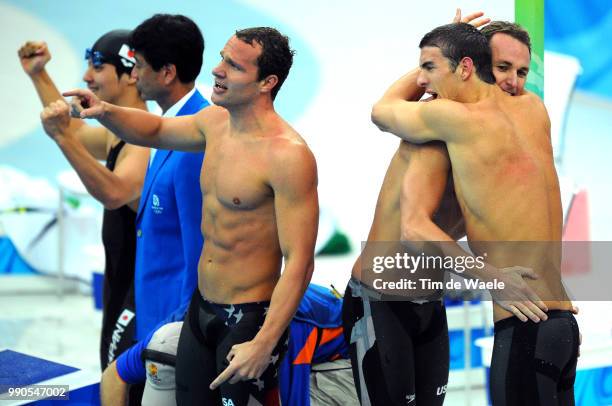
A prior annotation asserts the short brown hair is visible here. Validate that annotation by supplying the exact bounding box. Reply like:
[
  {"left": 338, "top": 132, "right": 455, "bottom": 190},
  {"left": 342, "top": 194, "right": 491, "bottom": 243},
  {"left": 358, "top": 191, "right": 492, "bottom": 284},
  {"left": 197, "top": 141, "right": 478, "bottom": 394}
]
[
  {"left": 235, "top": 27, "right": 295, "bottom": 100},
  {"left": 481, "top": 21, "right": 531, "bottom": 55}
]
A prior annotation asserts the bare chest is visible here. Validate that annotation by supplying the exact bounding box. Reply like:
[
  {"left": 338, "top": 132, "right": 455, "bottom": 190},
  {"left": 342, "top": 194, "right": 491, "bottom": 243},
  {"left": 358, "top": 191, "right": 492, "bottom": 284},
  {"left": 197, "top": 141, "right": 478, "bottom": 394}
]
[{"left": 201, "top": 137, "right": 272, "bottom": 211}]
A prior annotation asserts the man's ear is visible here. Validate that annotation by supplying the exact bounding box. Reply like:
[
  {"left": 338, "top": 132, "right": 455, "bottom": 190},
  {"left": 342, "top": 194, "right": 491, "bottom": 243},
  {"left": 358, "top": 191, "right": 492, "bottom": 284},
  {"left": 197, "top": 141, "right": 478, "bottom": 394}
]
[
  {"left": 162, "top": 64, "right": 178, "bottom": 85},
  {"left": 459, "top": 57, "right": 474, "bottom": 80},
  {"left": 119, "top": 69, "right": 137, "bottom": 86},
  {"left": 260, "top": 74, "right": 279, "bottom": 95},
  {"left": 126, "top": 72, "right": 137, "bottom": 85}
]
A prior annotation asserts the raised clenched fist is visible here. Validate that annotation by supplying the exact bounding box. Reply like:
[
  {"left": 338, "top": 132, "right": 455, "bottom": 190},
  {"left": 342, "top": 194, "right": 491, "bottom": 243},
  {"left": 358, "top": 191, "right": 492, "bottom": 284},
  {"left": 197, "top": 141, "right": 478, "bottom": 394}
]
[{"left": 18, "top": 41, "right": 52, "bottom": 76}]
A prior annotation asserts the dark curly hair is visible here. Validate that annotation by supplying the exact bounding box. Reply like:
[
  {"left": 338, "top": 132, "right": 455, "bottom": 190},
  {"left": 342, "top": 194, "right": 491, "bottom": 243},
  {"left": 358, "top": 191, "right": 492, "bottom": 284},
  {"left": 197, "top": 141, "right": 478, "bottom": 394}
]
[{"left": 235, "top": 27, "right": 295, "bottom": 100}]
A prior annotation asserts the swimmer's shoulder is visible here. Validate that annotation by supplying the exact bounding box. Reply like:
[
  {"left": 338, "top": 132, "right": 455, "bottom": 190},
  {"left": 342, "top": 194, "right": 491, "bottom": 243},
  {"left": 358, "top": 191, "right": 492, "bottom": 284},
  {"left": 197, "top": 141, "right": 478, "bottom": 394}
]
[
  {"left": 270, "top": 132, "right": 314, "bottom": 160},
  {"left": 195, "top": 104, "right": 228, "bottom": 122},
  {"left": 268, "top": 128, "right": 317, "bottom": 180},
  {"left": 270, "top": 118, "right": 309, "bottom": 146},
  {"left": 518, "top": 90, "right": 551, "bottom": 129},
  {"left": 193, "top": 105, "right": 229, "bottom": 138},
  {"left": 517, "top": 89, "right": 546, "bottom": 110}
]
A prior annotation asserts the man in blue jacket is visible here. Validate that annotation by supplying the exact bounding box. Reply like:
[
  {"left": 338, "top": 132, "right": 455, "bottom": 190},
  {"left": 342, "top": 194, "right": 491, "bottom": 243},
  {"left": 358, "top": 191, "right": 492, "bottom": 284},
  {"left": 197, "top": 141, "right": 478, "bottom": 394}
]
[{"left": 97, "top": 14, "right": 209, "bottom": 404}]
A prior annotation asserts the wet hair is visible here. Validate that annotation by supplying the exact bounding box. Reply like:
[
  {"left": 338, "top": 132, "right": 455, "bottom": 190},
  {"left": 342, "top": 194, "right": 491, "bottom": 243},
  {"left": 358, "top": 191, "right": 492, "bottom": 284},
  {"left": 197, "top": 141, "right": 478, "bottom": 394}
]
[
  {"left": 419, "top": 23, "right": 495, "bottom": 84},
  {"left": 130, "top": 14, "right": 204, "bottom": 83},
  {"left": 481, "top": 21, "right": 532, "bottom": 55},
  {"left": 90, "top": 29, "right": 135, "bottom": 78},
  {"left": 235, "top": 27, "right": 295, "bottom": 100}
]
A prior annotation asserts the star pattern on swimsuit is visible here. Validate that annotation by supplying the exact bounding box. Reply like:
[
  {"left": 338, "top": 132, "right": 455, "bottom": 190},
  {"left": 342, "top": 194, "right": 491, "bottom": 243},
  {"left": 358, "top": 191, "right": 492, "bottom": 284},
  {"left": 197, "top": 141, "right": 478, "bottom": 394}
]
[
  {"left": 233, "top": 309, "right": 244, "bottom": 324},
  {"left": 224, "top": 304, "right": 235, "bottom": 318},
  {"left": 269, "top": 354, "right": 279, "bottom": 365},
  {"left": 252, "top": 377, "right": 264, "bottom": 391}
]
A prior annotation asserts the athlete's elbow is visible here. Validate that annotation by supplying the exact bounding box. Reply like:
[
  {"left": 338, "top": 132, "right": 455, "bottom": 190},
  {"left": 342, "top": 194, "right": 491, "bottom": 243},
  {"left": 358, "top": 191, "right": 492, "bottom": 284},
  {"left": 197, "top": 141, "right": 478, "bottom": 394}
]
[
  {"left": 101, "top": 199, "right": 123, "bottom": 211},
  {"left": 99, "top": 190, "right": 130, "bottom": 210},
  {"left": 401, "top": 223, "right": 421, "bottom": 242},
  {"left": 304, "top": 260, "right": 315, "bottom": 285},
  {"left": 401, "top": 214, "right": 429, "bottom": 242},
  {"left": 401, "top": 224, "right": 429, "bottom": 256},
  {"left": 286, "top": 253, "right": 315, "bottom": 287},
  {"left": 371, "top": 103, "right": 390, "bottom": 132}
]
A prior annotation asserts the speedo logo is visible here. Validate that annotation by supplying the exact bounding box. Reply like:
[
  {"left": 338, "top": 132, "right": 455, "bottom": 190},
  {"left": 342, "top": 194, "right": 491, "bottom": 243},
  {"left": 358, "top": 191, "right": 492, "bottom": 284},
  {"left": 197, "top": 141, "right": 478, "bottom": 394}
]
[{"left": 107, "top": 309, "right": 135, "bottom": 363}]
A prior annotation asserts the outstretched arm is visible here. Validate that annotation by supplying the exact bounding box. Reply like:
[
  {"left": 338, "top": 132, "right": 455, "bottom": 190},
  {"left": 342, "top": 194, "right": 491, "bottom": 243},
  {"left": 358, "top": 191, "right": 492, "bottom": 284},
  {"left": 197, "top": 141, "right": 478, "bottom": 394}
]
[
  {"left": 63, "top": 88, "right": 213, "bottom": 152},
  {"left": 210, "top": 141, "right": 319, "bottom": 389}
]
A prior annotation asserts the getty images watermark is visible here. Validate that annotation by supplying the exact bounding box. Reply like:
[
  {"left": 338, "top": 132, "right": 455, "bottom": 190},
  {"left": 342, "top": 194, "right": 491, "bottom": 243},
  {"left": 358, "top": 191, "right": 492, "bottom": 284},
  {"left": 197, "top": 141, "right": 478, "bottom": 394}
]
[
  {"left": 369, "top": 251, "right": 505, "bottom": 291},
  {"left": 358, "top": 240, "right": 611, "bottom": 301}
]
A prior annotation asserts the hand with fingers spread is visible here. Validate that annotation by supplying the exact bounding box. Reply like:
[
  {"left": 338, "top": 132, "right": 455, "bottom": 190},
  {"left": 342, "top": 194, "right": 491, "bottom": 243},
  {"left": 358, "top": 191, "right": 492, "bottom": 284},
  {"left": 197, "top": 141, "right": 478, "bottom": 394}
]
[
  {"left": 491, "top": 265, "right": 548, "bottom": 322},
  {"left": 453, "top": 8, "right": 491, "bottom": 28},
  {"left": 40, "top": 99, "right": 71, "bottom": 140},
  {"left": 18, "top": 41, "right": 51, "bottom": 76},
  {"left": 209, "top": 339, "right": 275, "bottom": 390},
  {"left": 63, "top": 88, "right": 105, "bottom": 119}
]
